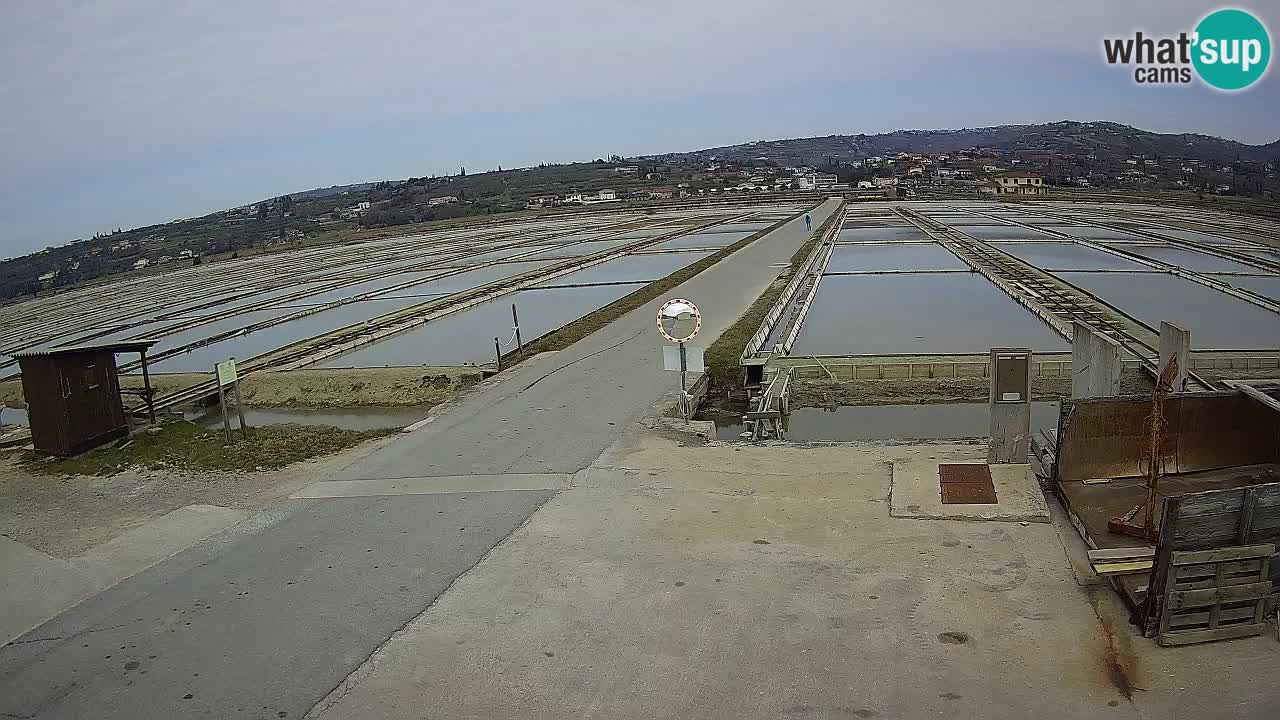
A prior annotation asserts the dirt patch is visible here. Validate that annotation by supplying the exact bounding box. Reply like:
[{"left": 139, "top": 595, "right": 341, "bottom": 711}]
[{"left": 0, "top": 427, "right": 394, "bottom": 558}]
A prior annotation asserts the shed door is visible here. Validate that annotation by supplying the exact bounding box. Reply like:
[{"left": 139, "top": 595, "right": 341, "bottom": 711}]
[{"left": 66, "top": 357, "right": 120, "bottom": 443}]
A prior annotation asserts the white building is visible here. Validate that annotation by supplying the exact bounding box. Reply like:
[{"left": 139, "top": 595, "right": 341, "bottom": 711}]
[
  {"left": 583, "top": 189, "right": 619, "bottom": 204},
  {"left": 979, "top": 171, "right": 1046, "bottom": 196}
]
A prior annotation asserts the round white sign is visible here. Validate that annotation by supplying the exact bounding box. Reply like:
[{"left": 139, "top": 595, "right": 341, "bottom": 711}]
[{"left": 657, "top": 298, "right": 701, "bottom": 343}]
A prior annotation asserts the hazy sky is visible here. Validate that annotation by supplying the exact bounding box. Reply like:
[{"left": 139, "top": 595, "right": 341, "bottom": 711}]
[{"left": 2, "top": 1, "right": 1277, "bottom": 257}]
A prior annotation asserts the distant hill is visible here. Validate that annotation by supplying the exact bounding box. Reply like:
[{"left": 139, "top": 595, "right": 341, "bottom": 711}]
[{"left": 647, "top": 121, "right": 1280, "bottom": 166}]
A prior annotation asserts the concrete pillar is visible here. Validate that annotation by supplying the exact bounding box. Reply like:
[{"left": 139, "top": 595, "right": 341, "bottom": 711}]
[
  {"left": 1159, "top": 321, "right": 1191, "bottom": 392},
  {"left": 989, "top": 348, "right": 1033, "bottom": 464},
  {"left": 1071, "top": 321, "right": 1122, "bottom": 398}
]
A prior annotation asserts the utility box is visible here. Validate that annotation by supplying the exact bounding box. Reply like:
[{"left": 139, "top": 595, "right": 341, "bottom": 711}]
[
  {"left": 989, "top": 348, "right": 1032, "bottom": 464},
  {"left": 14, "top": 340, "right": 158, "bottom": 457}
]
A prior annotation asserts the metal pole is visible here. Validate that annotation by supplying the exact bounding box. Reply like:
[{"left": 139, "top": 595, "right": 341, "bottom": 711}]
[
  {"left": 215, "top": 362, "right": 231, "bottom": 445},
  {"left": 139, "top": 349, "right": 156, "bottom": 424},
  {"left": 512, "top": 303, "right": 523, "bottom": 355},
  {"left": 679, "top": 342, "right": 687, "bottom": 392},
  {"left": 495, "top": 337, "right": 502, "bottom": 370}
]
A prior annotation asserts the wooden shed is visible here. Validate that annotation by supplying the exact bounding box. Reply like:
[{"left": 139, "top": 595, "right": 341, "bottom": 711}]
[{"left": 13, "top": 340, "right": 158, "bottom": 457}]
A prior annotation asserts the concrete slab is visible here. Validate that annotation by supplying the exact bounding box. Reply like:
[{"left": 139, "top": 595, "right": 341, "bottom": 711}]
[
  {"left": 2, "top": 505, "right": 248, "bottom": 646},
  {"left": 0, "top": 492, "right": 556, "bottom": 720},
  {"left": 890, "top": 460, "right": 1050, "bottom": 522},
  {"left": 292, "top": 473, "right": 573, "bottom": 498},
  {"left": 307, "top": 433, "right": 1280, "bottom": 720},
  {"left": 69, "top": 504, "right": 250, "bottom": 589},
  {"left": 0, "top": 537, "right": 95, "bottom": 646}
]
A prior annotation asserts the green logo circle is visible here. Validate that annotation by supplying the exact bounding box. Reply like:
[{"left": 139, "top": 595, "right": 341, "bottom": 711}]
[{"left": 1192, "top": 8, "right": 1271, "bottom": 90}]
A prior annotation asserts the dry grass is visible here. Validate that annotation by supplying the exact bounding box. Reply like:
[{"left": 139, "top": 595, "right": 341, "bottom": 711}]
[{"left": 21, "top": 421, "right": 396, "bottom": 476}]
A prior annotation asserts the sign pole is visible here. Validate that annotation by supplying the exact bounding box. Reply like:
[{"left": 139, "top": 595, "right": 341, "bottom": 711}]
[
  {"left": 679, "top": 341, "right": 687, "bottom": 392},
  {"left": 214, "top": 362, "right": 231, "bottom": 445}
]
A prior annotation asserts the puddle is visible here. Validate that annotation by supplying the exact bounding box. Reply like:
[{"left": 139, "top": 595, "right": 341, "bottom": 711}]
[
  {"left": 715, "top": 402, "right": 1060, "bottom": 442},
  {"left": 826, "top": 243, "right": 967, "bottom": 272},
  {"left": 990, "top": 242, "right": 1150, "bottom": 271},
  {"left": 185, "top": 405, "right": 427, "bottom": 431},
  {"left": 790, "top": 273, "right": 1068, "bottom": 355},
  {"left": 1058, "top": 271, "right": 1280, "bottom": 349},
  {"left": 320, "top": 283, "right": 641, "bottom": 367}
]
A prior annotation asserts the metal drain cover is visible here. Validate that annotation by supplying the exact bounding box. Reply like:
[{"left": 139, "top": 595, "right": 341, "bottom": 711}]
[{"left": 939, "top": 463, "right": 997, "bottom": 504}]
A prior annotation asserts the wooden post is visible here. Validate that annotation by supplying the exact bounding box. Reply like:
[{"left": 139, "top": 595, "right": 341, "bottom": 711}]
[
  {"left": 231, "top": 360, "right": 249, "bottom": 440},
  {"left": 512, "top": 303, "right": 523, "bottom": 355},
  {"left": 215, "top": 362, "right": 232, "bottom": 445},
  {"left": 495, "top": 337, "right": 502, "bottom": 370},
  {"left": 139, "top": 348, "right": 156, "bottom": 424}
]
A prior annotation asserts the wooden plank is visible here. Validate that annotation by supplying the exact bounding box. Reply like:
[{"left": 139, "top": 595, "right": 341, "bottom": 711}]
[
  {"left": 1238, "top": 486, "right": 1260, "bottom": 544},
  {"left": 1250, "top": 484, "right": 1280, "bottom": 509},
  {"left": 1174, "top": 559, "right": 1264, "bottom": 578},
  {"left": 1172, "top": 574, "right": 1269, "bottom": 591},
  {"left": 1172, "top": 514, "right": 1259, "bottom": 545},
  {"left": 1177, "top": 491, "right": 1246, "bottom": 517},
  {"left": 1092, "top": 561, "right": 1153, "bottom": 575},
  {"left": 1234, "top": 382, "right": 1280, "bottom": 415},
  {"left": 1088, "top": 547, "right": 1155, "bottom": 562},
  {"left": 1170, "top": 544, "right": 1274, "bottom": 565},
  {"left": 1169, "top": 604, "right": 1261, "bottom": 629},
  {"left": 1166, "top": 581, "right": 1274, "bottom": 611},
  {"left": 1159, "top": 622, "right": 1270, "bottom": 646}
]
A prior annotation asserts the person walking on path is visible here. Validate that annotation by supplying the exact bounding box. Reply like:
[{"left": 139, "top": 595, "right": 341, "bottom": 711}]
[{"left": 805, "top": 213, "right": 812, "bottom": 232}]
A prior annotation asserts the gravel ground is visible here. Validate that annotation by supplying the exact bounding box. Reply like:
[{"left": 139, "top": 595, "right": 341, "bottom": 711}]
[{"left": 0, "top": 429, "right": 398, "bottom": 558}]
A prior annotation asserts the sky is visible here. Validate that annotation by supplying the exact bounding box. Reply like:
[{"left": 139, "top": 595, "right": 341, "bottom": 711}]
[{"left": 2, "top": 1, "right": 1277, "bottom": 258}]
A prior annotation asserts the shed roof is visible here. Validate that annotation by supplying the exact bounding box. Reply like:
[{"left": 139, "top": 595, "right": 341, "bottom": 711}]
[{"left": 12, "top": 339, "right": 160, "bottom": 359}]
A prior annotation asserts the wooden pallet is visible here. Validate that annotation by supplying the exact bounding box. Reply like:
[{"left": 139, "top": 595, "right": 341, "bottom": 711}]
[{"left": 1156, "top": 544, "right": 1276, "bottom": 647}]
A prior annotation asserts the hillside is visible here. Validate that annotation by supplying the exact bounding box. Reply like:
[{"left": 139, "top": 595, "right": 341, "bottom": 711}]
[
  {"left": 648, "top": 121, "right": 1280, "bottom": 166},
  {"left": 4, "top": 120, "right": 1278, "bottom": 303}
]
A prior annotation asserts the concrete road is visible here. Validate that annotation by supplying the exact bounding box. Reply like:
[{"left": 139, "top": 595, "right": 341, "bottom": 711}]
[
  {"left": 0, "top": 199, "right": 838, "bottom": 719},
  {"left": 308, "top": 432, "right": 1280, "bottom": 720}
]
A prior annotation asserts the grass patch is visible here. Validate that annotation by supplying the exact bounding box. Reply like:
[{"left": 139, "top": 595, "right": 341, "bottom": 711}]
[
  {"left": 702, "top": 207, "right": 843, "bottom": 391},
  {"left": 21, "top": 421, "right": 397, "bottom": 476},
  {"left": 512, "top": 206, "right": 813, "bottom": 358}
]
